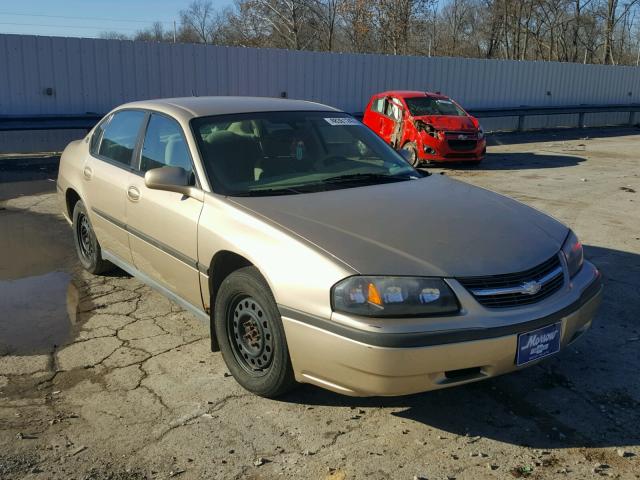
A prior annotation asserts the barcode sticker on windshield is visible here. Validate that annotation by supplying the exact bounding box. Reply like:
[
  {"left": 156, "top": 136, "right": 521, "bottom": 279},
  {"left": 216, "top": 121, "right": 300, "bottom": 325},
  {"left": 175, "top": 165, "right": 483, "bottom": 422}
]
[{"left": 324, "top": 117, "right": 360, "bottom": 126}]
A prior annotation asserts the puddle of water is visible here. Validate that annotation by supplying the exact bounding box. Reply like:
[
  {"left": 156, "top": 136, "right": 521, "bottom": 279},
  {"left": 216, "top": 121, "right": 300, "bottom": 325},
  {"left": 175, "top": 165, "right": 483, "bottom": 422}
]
[
  {"left": 0, "top": 271, "right": 78, "bottom": 355},
  {"left": 0, "top": 184, "right": 84, "bottom": 355}
]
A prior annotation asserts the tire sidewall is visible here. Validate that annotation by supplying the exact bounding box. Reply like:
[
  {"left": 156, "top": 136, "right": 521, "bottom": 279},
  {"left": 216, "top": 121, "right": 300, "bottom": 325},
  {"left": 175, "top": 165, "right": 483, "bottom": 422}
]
[
  {"left": 72, "top": 200, "right": 100, "bottom": 272},
  {"left": 214, "top": 267, "right": 294, "bottom": 397}
]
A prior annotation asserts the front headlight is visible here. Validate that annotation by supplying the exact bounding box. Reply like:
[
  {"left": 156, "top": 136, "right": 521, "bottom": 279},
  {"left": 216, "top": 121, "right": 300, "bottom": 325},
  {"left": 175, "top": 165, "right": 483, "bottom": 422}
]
[
  {"left": 332, "top": 276, "right": 459, "bottom": 317},
  {"left": 561, "top": 230, "right": 584, "bottom": 277}
]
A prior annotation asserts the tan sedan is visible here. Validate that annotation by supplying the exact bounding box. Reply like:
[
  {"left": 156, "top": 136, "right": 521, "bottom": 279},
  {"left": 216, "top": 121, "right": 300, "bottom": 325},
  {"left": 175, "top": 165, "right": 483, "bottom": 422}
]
[{"left": 57, "top": 97, "right": 602, "bottom": 397}]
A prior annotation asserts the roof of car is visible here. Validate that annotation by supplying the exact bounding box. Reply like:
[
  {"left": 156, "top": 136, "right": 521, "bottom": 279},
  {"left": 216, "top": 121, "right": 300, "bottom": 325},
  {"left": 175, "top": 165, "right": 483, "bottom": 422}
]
[
  {"left": 118, "top": 96, "right": 340, "bottom": 121},
  {"left": 375, "top": 90, "right": 449, "bottom": 99}
]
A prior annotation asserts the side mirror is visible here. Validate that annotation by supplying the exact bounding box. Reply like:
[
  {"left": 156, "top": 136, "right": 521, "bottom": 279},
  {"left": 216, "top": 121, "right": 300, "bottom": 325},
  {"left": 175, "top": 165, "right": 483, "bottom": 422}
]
[
  {"left": 399, "top": 148, "right": 413, "bottom": 163},
  {"left": 144, "top": 166, "right": 202, "bottom": 200}
]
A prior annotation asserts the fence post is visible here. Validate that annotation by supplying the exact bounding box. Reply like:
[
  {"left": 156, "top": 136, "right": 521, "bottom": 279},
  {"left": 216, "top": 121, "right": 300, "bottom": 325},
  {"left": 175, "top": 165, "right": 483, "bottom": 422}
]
[
  {"left": 629, "top": 111, "right": 636, "bottom": 126},
  {"left": 578, "top": 112, "right": 585, "bottom": 128},
  {"left": 517, "top": 115, "right": 525, "bottom": 132}
]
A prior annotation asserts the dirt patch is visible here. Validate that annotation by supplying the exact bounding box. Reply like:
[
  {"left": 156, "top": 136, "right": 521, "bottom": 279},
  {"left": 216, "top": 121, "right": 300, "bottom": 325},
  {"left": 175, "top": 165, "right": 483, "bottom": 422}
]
[
  {"left": 84, "top": 466, "right": 150, "bottom": 480},
  {"left": 0, "top": 453, "right": 40, "bottom": 479}
]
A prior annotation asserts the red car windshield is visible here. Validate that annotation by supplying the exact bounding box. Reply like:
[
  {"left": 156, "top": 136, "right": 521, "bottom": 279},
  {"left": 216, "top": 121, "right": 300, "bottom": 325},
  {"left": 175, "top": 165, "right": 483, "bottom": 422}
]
[{"left": 405, "top": 97, "right": 466, "bottom": 117}]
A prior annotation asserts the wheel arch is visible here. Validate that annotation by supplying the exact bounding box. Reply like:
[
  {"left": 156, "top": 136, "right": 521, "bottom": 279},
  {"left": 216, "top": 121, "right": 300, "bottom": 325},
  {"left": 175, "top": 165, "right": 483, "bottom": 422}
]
[
  {"left": 207, "top": 250, "right": 255, "bottom": 351},
  {"left": 65, "top": 188, "right": 82, "bottom": 220}
]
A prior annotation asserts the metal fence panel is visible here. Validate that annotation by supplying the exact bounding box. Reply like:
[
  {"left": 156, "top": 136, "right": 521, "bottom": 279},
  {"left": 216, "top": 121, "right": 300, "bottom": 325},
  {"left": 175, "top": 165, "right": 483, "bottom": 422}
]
[{"left": 2, "top": 33, "right": 640, "bottom": 117}]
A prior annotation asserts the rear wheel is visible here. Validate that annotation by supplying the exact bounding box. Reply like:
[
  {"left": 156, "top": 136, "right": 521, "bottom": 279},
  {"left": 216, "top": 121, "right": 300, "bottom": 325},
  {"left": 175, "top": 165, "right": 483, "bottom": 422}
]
[
  {"left": 72, "top": 200, "right": 112, "bottom": 275},
  {"left": 214, "top": 266, "right": 296, "bottom": 398}
]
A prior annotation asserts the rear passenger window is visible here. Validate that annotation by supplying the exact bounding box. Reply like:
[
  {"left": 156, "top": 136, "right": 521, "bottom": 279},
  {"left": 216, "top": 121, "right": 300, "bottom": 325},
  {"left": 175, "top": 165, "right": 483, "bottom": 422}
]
[
  {"left": 371, "top": 98, "right": 384, "bottom": 113},
  {"left": 140, "top": 114, "right": 193, "bottom": 173},
  {"left": 97, "top": 111, "right": 145, "bottom": 166}
]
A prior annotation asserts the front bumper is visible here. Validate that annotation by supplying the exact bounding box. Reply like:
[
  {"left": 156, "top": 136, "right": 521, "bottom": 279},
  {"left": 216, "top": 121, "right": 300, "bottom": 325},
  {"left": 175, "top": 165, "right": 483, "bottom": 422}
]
[
  {"left": 419, "top": 136, "right": 486, "bottom": 163},
  {"left": 280, "top": 262, "right": 602, "bottom": 396}
]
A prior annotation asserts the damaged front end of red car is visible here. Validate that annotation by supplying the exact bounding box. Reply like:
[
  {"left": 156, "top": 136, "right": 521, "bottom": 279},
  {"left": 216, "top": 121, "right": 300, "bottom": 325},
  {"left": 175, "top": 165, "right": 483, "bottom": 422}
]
[{"left": 412, "top": 116, "right": 486, "bottom": 164}]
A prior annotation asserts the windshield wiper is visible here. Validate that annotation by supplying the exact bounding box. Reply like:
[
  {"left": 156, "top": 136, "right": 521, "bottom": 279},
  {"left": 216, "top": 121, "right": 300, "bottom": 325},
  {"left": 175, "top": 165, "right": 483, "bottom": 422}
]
[
  {"left": 230, "top": 186, "right": 308, "bottom": 197},
  {"left": 320, "top": 172, "right": 418, "bottom": 184}
]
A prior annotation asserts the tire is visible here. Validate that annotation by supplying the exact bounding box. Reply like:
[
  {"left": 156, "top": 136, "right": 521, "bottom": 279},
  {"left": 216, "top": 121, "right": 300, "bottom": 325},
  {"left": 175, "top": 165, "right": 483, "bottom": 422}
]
[
  {"left": 72, "top": 200, "right": 112, "bottom": 275},
  {"left": 403, "top": 142, "right": 420, "bottom": 167},
  {"left": 214, "top": 266, "right": 296, "bottom": 398}
]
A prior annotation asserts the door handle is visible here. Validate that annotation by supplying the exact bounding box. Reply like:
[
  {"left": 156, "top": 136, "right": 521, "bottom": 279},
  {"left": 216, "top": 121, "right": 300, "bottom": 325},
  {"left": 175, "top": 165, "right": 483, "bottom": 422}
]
[
  {"left": 127, "top": 186, "right": 140, "bottom": 202},
  {"left": 83, "top": 166, "right": 93, "bottom": 180}
]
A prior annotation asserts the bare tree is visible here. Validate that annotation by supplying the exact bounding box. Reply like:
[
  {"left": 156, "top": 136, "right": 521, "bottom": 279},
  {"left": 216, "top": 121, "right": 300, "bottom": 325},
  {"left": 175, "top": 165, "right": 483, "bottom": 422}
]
[
  {"left": 105, "top": 0, "right": 640, "bottom": 65},
  {"left": 135, "top": 22, "right": 172, "bottom": 42},
  {"left": 180, "top": 0, "right": 219, "bottom": 43},
  {"left": 239, "top": 0, "right": 319, "bottom": 49},
  {"left": 308, "top": 0, "right": 343, "bottom": 51},
  {"left": 340, "top": 0, "right": 376, "bottom": 52}
]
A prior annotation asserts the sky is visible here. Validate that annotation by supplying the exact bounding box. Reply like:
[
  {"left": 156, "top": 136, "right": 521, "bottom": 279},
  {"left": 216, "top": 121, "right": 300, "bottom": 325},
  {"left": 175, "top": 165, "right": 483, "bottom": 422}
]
[{"left": 0, "top": 0, "right": 232, "bottom": 39}]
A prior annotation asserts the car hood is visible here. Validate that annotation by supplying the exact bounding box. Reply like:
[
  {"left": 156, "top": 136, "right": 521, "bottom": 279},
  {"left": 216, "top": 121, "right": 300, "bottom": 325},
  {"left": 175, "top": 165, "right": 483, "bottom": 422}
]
[
  {"left": 229, "top": 175, "right": 568, "bottom": 277},
  {"left": 413, "top": 114, "right": 477, "bottom": 131}
]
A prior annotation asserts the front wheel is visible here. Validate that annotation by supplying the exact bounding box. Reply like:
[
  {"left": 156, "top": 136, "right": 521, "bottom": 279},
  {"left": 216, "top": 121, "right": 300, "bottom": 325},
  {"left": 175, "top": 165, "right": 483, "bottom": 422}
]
[
  {"left": 403, "top": 142, "right": 420, "bottom": 167},
  {"left": 72, "top": 200, "right": 112, "bottom": 275},
  {"left": 214, "top": 266, "right": 296, "bottom": 398}
]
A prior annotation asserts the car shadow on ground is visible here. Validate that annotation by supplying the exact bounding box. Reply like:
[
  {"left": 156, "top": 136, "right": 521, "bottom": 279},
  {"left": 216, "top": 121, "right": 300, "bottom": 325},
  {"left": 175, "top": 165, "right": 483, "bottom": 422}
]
[
  {"left": 422, "top": 152, "right": 586, "bottom": 172},
  {"left": 280, "top": 244, "right": 640, "bottom": 450},
  {"left": 486, "top": 125, "right": 640, "bottom": 147}
]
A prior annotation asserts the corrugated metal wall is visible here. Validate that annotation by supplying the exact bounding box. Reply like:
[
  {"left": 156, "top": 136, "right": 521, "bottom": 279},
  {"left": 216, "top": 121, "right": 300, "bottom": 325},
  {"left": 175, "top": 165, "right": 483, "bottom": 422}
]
[{"left": 2, "top": 33, "right": 640, "bottom": 118}]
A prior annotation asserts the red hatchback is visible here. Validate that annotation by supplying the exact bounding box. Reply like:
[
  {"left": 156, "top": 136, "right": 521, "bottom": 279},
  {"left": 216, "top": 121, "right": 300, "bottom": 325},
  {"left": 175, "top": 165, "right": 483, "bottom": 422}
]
[{"left": 362, "top": 90, "right": 486, "bottom": 166}]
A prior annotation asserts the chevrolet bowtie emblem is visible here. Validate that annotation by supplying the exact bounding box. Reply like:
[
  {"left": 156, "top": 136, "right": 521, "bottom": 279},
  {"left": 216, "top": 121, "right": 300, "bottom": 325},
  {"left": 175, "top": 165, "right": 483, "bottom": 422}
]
[{"left": 521, "top": 280, "right": 542, "bottom": 295}]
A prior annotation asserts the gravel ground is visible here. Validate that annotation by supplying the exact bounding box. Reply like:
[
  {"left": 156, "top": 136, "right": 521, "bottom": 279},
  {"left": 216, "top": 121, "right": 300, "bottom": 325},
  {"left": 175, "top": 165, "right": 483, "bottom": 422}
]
[{"left": 0, "top": 128, "right": 639, "bottom": 480}]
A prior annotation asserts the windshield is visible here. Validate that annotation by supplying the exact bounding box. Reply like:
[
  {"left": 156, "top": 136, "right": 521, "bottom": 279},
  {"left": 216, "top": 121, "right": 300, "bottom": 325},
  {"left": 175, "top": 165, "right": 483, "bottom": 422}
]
[
  {"left": 405, "top": 97, "right": 466, "bottom": 117},
  {"left": 191, "top": 111, "right": 419, "bottom": 196}
]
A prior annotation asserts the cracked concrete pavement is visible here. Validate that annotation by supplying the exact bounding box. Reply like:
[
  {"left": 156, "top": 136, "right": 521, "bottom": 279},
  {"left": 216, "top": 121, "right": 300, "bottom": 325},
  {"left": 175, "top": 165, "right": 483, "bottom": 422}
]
[{"left": 0, "top": 127, "right": 639, "bottom": 479}]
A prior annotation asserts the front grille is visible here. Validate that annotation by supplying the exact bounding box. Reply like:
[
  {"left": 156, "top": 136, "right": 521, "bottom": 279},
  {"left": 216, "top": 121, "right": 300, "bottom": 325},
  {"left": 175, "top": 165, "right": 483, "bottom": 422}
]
[
  {"left": 458, "top": 254, "right": 564, "bottom": 308},
  {"left": 447, "top": 139, "right": 478, "bottom": 151}
]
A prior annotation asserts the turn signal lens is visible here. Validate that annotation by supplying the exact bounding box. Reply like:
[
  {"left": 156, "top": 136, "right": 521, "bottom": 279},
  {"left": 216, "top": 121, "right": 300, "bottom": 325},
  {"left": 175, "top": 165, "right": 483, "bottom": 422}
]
[
  {"left": 332, "top": 276, "right": 459, "bottom": 317},
  {"left": 367, "top": 282, "right": 383, "bottom": 306}
]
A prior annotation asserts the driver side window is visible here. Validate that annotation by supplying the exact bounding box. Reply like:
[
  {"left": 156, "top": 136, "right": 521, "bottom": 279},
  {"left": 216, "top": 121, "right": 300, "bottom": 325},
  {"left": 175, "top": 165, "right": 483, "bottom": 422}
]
[{"left": 140, "top": 114, "right": 193, "bottom": 174}]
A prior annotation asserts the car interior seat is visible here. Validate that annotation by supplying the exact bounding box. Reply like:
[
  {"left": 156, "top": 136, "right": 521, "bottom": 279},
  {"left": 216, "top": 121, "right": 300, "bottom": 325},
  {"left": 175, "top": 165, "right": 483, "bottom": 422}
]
[
  {"left": 202, "top": 131, "right": 260, "bottom": 186},
  {"left": 227, "top": 120, "right": 257, "bottom": 138}
]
